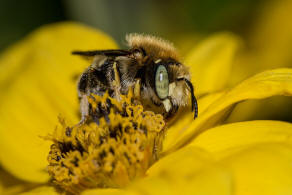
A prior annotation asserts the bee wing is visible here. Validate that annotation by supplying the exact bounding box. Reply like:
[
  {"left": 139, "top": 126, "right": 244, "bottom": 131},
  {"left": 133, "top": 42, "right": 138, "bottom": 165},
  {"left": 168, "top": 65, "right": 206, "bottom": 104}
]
[{"left": 72, "top": 49, "right": 131, "bottom": 57}]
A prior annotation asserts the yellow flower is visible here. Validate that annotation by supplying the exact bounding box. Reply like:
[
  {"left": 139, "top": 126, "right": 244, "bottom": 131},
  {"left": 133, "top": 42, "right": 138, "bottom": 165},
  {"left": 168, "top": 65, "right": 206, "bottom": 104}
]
[
  {"left": 46, "top": 92, "right": 166, "bottom": 194},
  {"left": 227, "top": 0, "right": 292, "bottom": 123},
  {"left": 1, "top": 22, "right": 292, "bottom": 195}
]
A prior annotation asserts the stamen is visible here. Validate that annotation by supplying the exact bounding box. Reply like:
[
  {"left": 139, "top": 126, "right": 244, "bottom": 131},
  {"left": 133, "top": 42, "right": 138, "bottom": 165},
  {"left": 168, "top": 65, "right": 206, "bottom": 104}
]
[{"left": 47, "top": 91, "right": 165, "bottom": 194}]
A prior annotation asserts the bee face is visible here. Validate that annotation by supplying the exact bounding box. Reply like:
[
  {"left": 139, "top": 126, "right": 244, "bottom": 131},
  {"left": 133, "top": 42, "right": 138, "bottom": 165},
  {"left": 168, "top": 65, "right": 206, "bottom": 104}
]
[
  {"left": 73, "top": 34, "right": 198, "bottom": 124},
  {"left": 140, "top": 57, "right": 195, "bottom": 119}
]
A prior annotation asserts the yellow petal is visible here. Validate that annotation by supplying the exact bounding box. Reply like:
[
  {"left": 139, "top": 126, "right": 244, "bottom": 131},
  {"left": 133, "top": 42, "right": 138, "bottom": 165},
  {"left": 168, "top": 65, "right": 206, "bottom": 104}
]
[
  {"left": 0, "top": 170, "right": 4, "bottom": 194},
  {"left": 250, "top": 0, "right": 292, "bottom": 70},
  {"left": 1, "top": 173, "right": 45, "bottom": 195},
  {"left": 0, "top": 167, "right": 34, "bottom": 195},
  {"left": 184, "top": 33, "right": 240, "bottom": 96},
  {"left": 228, "top": 0, "right": 292, "bottom": 120},
  {"left": 16, "top": 185, "right": 137, "bottom": 195},
  {"left": 164, "top": 91, "right": 224, "bottom": 150},
  {"left": 148, "top": 146, "right": 212, "bottom": 176},
  {"left": 130, "top": 146, "right": 232, "bottom": 195},
  {"left": 164, "top": 68, "right": 292, "bottom": 154},
  {"left": 0, "top": 22, "right": 117, "bottom": 182},
  {"left": 226, "top": 96, "right": 292, "bottom": 123},
  {"left": 190, "top": 120, "right": 292, "bottom": 159},
  {"left": 82, "top": 189, "right": 138, "bottom": 195},
  {"left": 230, "top": 0, "right": 292, "bottom": 86},
  {"left": 221, "top": 143, "right": 292, "bottom": 195},
  {"left": 19, "top": 186, "right": 58, "bottom": 195}
]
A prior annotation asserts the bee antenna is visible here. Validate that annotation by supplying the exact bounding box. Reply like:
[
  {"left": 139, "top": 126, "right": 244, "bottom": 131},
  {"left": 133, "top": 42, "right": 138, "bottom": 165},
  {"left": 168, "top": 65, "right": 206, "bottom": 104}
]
[{"left": 177, "top": 78, "right": 198, "bottom": 119}]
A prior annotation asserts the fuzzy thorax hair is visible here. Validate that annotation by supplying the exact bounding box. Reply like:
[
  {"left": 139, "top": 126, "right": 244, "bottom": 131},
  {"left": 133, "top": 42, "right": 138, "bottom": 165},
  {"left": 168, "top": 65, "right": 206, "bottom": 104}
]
[{"left": 126, "top": 33, "right": 180, "bottom": 61}]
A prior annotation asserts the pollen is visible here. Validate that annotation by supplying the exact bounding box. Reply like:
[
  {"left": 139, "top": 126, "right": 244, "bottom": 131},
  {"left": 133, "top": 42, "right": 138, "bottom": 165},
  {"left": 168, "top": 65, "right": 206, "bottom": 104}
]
[{"left": 47, "top": 91, "right": 165, "bottom": 194}]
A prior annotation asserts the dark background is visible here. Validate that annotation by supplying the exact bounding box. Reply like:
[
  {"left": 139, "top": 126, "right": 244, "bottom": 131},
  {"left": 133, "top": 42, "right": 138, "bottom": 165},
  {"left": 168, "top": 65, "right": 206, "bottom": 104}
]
[{"left": 0, "top": 0, "right": 265, "bottom": 51}]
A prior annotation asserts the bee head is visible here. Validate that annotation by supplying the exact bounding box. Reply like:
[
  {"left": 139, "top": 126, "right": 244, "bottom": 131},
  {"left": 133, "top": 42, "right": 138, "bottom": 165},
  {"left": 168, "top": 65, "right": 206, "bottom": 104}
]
[
  {"left": 142, "top": 59, "right": 198, "bottom": 119},
  {"left": 127, "top": 34, "right": 198, "bottom": 119}
]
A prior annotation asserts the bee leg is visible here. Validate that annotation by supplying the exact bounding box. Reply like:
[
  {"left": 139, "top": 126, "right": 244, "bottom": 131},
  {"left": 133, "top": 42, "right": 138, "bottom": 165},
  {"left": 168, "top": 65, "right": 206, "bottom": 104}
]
[
  {"left": 163, "top": 97, "right": 178, "bottom": 119},
  {"left": 78, "top": 95, "right": 89, "bottom": 125},
  {"left": 169, "top": 98, "right": 179, "bottom": 116},
  {"left": 176, "top": 78, "right": 198, "bottom": 119},
  {"left": 98, "top": 102, "right": 111, "bottom": 123},
  {"left": 92, "top": 114, "right": 100, "bottom": 125},
  {"left": 134, "top": 79, "right": 141, "bottom": 99},
  {"left": 90, "top": 103, "right": 103, "bottom": 125},
  {"left": 112, "top": 62, "right": 121, "bottom": 99},
  {"left": 162, "top": 98, "right": 172, "bottom": 113}
]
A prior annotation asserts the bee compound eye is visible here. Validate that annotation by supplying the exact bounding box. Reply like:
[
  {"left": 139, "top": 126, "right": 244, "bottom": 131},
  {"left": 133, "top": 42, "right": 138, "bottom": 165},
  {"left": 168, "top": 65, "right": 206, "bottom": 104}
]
[{"left": 155, "top": 65, "right": 169, "bottom": 99}]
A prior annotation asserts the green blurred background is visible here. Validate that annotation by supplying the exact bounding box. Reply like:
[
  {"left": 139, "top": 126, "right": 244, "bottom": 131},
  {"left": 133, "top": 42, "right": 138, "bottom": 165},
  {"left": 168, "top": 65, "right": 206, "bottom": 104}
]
[{"left": 0, "top": 0, "right": 265, "bottom": 51}]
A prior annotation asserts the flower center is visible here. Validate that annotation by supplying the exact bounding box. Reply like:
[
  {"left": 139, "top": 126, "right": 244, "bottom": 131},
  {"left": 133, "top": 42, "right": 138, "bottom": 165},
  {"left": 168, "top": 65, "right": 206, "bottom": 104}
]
[{"left": 47, "top": 91, "right": 165, "bottom": 194}]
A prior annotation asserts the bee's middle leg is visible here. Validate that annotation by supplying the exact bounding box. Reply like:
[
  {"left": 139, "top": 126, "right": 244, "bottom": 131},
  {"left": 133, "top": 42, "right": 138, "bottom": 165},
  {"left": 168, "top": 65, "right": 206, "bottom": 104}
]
[
  {"left": 112, "top": 62, "right": 121, "bottom": 99},
  {"left": 78, "top": 94, "right": 89, "bottom": 125}
]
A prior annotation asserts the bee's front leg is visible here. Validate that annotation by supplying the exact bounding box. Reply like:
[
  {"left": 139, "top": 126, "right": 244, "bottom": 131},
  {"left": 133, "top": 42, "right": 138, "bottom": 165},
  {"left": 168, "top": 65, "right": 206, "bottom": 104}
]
[
  {"left": 162, "top": 97, "right": 178, "bottom": 119},
  {"left": 134, "top": 79, "right": 141, "bottom": 99}
]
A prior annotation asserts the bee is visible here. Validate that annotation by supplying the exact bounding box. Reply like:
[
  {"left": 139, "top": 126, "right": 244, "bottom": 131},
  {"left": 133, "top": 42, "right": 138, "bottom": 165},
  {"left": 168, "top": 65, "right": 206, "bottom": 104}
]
[{"left": 73, "top": 34, "right": 198, "bottom": 124}]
